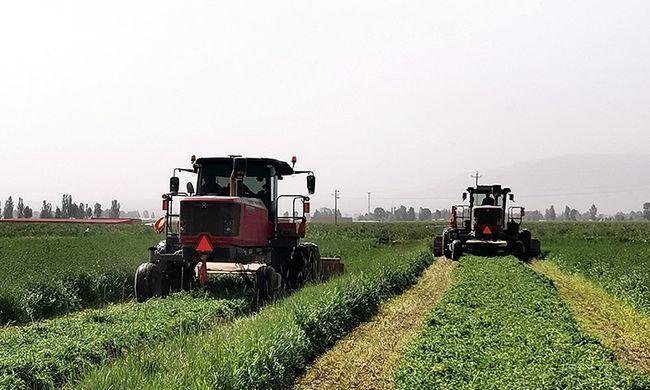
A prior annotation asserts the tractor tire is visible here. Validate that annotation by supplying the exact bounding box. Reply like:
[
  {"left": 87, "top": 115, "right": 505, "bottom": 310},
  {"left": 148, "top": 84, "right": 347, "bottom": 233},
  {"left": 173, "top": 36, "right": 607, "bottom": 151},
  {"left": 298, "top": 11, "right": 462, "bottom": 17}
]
[
  {"left": 513, "top": 240, "right": 526, "bottom": 259},
  {"left": 529, "top": 239, "right": 541, "bottom": 258},
  {"left": 432, "top": 236, "right": 443, "bottom": 257},
  {"left": 164, "top": 264, "right": 193, "bottom": 293},
  {"left": 255, "top": 266, "right": 284, "bottom": 305},
  {"left": 450, "top": 240, "right": 463, "bottom": 261},
  {"left": 442, "top": 235, "right": 452, "bottom": 258},
  {"left": 520, "top": 229, "right": 532, "bottom": 253},
  {"left": 134, "top": 262, "right": 163, "bottom": 303}
]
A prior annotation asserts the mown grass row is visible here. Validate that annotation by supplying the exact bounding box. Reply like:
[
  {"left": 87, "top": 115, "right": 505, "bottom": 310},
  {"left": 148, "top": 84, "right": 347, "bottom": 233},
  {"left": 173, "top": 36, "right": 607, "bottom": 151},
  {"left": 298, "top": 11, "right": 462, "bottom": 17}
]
[
  {"left": 0, "top": 293, "right": 249, "bottom": 390},
  {"left": 71, "top": 247, "right": 434, "bottom": 389},
  {"left": 395, "top": 256, "right": 648, "bottom": 389},
  {"left": 530, "top": 222, "right": 650, "bottom": 314}
]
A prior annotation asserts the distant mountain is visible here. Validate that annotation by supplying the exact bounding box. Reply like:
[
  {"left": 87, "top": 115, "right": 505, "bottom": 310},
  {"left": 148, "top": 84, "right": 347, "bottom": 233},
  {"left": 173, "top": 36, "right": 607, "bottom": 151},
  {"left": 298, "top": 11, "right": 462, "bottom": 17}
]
[{"left": 440, "top": 154, "right": 650, "bottom": 215}]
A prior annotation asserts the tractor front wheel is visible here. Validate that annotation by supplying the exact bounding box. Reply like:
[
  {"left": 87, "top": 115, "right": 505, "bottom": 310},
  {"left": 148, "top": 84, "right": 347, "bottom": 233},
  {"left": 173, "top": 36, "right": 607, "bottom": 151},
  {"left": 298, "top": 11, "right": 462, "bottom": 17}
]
[
  {"left": 451, "top": 240, "right": 463, "bottom": 261},
  {"left": 442, "top": 235, "right": 452, "bottom": 258},
  {"left": 432, "top": 236, "right": 443, "bottom": 257},
  {"left": 513, "top": 240, "right": 526, "bottom": 259},
  {"left": 255, "top": 266, "right": 284, "bottom": 306},
  {"left": 134, "top": 262, "right": 164, "bottom": 303}
]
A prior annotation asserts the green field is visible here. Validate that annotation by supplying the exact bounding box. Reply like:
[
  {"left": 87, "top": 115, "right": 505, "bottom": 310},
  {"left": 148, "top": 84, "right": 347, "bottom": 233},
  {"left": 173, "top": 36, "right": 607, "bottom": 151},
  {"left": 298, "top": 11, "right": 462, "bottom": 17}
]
[
  {"left": 395, "top": 256, "right": 647, "bottom": 389},
  {"left": 0, "top": 221, "right": 647, "bottom": 389},
  {"left": 530, "top": 222, "right": 650, "bottom": 314},
  {"left": 0, "top": 224, "right": 159, "bottom": 324}
]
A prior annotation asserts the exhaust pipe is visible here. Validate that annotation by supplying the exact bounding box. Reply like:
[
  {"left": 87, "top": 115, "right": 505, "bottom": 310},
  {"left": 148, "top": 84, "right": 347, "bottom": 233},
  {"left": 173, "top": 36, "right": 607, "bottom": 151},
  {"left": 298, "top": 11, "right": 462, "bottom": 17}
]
[{"left": 229, "top": 157, "right": 247, "bottom": 196}]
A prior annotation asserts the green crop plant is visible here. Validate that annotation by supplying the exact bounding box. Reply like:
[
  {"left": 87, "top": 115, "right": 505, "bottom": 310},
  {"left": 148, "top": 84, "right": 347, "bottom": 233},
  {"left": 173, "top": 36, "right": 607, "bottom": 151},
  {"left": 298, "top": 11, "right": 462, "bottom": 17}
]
[{"left": 395, "top": 256, "right": 648, "bottom": 389}]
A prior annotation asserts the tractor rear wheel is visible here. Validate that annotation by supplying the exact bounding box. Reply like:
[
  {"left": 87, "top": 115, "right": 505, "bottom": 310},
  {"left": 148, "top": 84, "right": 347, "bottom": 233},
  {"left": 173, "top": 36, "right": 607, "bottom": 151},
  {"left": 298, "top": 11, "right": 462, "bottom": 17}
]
[
  {"left": 432, "top": 236, "right": 443, "bottom": 257},
  {"left": 451, "top": 240, "right": 463, "bottom": 261},
  {"left": 135, "top": 262, "right": 164, "bottom": 303}
]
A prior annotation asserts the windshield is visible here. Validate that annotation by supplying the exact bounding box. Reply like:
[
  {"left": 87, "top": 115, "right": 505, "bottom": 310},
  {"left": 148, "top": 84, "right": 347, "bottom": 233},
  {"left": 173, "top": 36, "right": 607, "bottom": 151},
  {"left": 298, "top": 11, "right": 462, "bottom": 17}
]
[
  {"left": 472, "top": 193, "right": 504, "bottom": 207},
  {"left": 197, "top": 163, "right": 272, "bottom": 203}
]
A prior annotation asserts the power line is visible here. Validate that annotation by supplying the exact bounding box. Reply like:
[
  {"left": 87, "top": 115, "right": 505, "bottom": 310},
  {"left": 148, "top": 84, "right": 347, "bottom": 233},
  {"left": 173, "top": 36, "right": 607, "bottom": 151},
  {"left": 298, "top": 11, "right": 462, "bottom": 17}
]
[{"left": 332, "top": 189, "right": 340, "bottom": 225}]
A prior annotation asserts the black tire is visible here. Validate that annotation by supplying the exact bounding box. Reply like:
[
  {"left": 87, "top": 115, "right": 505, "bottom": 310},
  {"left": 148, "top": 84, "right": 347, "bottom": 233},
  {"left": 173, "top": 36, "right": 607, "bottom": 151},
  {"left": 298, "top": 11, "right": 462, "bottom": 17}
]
[
  {"left": 451, "top": 239, "right": 463, "bottom": 261},
  {"left": 513, "top": 240, "right": 526, "bottom": 259},
  {"left": 519, "top": 230, "right": 532, "bottom": 253},
  {"left": 529, "top": 239, "right": 541, "bottom": 258},
  {"left": 432, "top": 236, "right": 443, "bottom": 257},
  {"left": 134, "top": 262, "right": 163, "bottom": 303},
  {"left": 442, "top": 234, "right": 452, "bottom": 258},
  {"left": 255, "top": 266, "right": 284, "bottom": 305}
]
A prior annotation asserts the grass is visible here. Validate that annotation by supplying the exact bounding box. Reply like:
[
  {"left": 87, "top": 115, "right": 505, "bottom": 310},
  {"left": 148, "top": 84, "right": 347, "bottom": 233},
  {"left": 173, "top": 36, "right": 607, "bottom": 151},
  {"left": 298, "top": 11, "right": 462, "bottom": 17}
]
[
  {"left": 0, "top": 294, "right": 248, "bottom": 390},
  {"left": 394, "top": 256, "right": 648, "bottom": 389},
  {"left": 529, "top": 221, "right": 650, "bottom": 315},
  {"left": 0, "top": 224, "right": 158, "bottom": 324},
  {"left": 0, "top": 222, "right": 439, "bottom": 325},
  {"left": 71, "top": 246, "right": 433, "bottom": 389},
  {"left": 532, "top": 260, "right": 650, "bottom": 376},
  {"left": 295, "top": 258, "right": 456, "bottom": 390},
  {"left": 0, "top": 223, "right": 431, "bottom": 389}
]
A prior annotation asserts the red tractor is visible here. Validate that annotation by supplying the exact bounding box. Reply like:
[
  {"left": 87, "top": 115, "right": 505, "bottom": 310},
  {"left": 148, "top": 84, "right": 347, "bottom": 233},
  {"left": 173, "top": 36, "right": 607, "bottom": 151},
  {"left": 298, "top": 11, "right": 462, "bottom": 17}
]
[
  {"left": 432, "top": 184, "right": 540, "bottom": 260},
  {"left": 135, "top": 155, "right": 344, "bottom": 303}
]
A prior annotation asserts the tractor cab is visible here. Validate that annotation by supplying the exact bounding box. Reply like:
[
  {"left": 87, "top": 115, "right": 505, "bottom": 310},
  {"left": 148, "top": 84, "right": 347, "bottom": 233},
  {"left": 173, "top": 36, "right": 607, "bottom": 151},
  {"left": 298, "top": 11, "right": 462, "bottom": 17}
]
[{"left": 464, "top": 185, "right": 511, "bottom": 238}]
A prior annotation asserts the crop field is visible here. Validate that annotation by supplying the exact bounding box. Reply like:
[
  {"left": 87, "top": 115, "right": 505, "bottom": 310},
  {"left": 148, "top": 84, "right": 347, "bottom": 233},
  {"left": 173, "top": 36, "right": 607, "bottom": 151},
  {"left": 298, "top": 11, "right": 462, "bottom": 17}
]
[
  {"left": 395, "top": 256, "right": 647, "bottom": 389},
  {"left": 0, "top": 221, "right": 648, "bottom": 389}
]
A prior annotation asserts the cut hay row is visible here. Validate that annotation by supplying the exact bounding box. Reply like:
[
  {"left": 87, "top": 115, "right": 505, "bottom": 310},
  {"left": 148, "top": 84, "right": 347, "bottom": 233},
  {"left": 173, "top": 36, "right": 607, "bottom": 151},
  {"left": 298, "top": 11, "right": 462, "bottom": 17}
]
[
  {"left": 294, "top": 257, "right": 455, "bottom": 390},
  {"left": 532, "top": 260, "right": 650, "bottom": 376},
  {"left": 394, "top": 256, "right": 648, "bottom": 389}
]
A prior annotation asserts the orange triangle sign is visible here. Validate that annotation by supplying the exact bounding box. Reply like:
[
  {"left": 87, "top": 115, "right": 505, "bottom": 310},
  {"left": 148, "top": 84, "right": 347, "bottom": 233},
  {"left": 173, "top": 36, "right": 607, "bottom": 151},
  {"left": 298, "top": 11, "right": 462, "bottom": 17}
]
[
  {"left": 195, "top": 235, "right": 213, "bottom": 253},
  {"left": 482, "top": 226, "right": 492, "bottom": 235}
]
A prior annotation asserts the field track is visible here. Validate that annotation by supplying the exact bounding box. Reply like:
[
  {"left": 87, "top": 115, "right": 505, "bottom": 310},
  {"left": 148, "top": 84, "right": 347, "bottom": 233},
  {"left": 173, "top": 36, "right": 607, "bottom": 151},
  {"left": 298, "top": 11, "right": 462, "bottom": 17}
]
[
  {"left": 294, "top": 258, "right": 455, "bottom": 390},
  {"left": 532, "top": 260, "right": 650, "bottom": 375}
]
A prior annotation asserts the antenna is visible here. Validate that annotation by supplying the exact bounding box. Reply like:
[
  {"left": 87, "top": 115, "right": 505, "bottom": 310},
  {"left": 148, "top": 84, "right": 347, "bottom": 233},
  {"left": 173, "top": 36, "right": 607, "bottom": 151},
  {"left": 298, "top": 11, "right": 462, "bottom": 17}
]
[{"left": 471, "top": 171, "right": 482, "bottom": 187}]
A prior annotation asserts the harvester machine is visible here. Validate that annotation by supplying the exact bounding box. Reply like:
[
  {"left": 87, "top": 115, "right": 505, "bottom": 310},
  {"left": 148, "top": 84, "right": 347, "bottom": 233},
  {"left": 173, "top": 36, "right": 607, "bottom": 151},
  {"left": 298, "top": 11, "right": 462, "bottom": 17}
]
[
  {"left": 432, "top": 184, "right": 540, "bottom": 261},
  {"left": 135, "top": 155, "right": 344, "bottom": 304}
]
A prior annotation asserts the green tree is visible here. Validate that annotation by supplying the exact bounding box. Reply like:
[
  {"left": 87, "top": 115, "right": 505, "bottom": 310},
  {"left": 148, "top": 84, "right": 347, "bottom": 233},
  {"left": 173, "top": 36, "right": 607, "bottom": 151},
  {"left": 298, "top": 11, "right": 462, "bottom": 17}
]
[
  {"left": 54, "top": 206, "right": 62, "bottom": 219},
  {"left": 588, "top": 204, "right": 598, "bottom": 220},
  {"left": 418, "top": 207, "right": 432, "bottom": 221},
  {"left": 16, "top": 198, "right": 25, "bottom": 218},
  {"left": 40, "top": 201, "right": 53, "bottom": 219},
  {"left": 93, "top": 203, "right": 102, "bottom": 218},
  {"left": 109, "top": 200, "right": 121, "bottom": 218},
  {"left": 23, "top": 206, "right": 33, "bottom": 218},
  {"left": 3, "top": 196, "right": 14, "bottom": 219}
]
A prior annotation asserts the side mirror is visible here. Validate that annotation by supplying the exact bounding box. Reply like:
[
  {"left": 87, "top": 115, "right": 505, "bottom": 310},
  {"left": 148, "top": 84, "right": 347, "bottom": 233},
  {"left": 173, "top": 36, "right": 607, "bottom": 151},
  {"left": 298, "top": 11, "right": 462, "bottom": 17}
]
[
  {"left": 462, "top": 192, "right": 467, "bottom": 201},
  {"left": 307, "top": 174, "right": 316, "bottom": 195},
  {"left": 509, "top": 194, "right": 514, "bottom": 201},
  {"left": 170, "top": 177, "right": 180, "bottom": 193},
  {"left": 187, "top": 182, "right": 195, "bottom": 195}
]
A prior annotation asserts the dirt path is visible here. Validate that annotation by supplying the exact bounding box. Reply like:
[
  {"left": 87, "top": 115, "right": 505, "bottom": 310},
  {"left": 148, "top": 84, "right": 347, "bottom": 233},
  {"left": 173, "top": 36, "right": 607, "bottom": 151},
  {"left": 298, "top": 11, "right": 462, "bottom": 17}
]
[
  {"left": 531, "top": 260, "right": 650, "bottom": 376},
  {"left": 294, "top": 258, "right": 456, "bottom": 390}
]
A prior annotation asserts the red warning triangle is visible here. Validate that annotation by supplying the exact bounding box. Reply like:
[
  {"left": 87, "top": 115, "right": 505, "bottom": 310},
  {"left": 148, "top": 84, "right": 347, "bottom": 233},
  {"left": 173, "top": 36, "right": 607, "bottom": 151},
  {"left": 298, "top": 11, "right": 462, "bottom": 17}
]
[
  {"left": 195, "top": 235, "right": 213, "bottom": 253},
  {"left": 482, "top": 226, "right": 492, "bottom": 235}
]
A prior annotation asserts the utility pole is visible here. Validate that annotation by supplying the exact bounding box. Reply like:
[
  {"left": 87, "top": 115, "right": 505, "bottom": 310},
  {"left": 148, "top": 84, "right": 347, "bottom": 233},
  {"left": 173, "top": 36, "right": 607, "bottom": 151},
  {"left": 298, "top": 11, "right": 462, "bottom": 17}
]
[
  {"left": 471, "top": 171, "right": 482, "bottom": 187},
  {"left": 332, "top": 189, "right": 340, "bottom": 225},
  {"left": 367, "top": 192, "right": 371, "bottom": 215}
]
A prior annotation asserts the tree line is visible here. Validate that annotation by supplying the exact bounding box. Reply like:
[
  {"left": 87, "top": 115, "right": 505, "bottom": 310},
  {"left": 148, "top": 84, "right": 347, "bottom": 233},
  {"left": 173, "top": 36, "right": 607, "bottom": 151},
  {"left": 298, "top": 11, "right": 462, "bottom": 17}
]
[
  {"left": 524, "top": 203, "right": 650, "bottom": 221},
  {"left": 0, "top": 194, "right": 122, "bottom": 219}
]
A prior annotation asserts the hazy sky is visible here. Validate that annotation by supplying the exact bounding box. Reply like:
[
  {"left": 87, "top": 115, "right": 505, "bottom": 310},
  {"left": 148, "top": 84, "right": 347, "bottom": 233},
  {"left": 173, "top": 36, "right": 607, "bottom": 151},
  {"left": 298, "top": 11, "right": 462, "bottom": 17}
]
[{"left": 1, "top": 1, "right": 649, "bottom": 215}]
